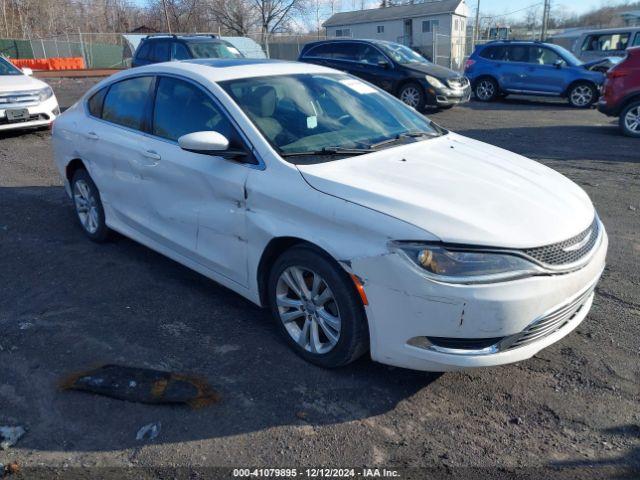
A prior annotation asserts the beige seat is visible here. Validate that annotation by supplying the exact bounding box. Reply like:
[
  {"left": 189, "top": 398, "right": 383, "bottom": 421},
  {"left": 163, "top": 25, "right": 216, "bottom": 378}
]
[{"left": 245, "top": 85, "right": 283, "bottom": 141}]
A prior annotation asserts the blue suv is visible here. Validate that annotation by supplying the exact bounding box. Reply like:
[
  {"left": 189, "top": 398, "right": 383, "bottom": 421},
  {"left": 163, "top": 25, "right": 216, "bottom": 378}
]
[{"left": 465, "top": 41, "right": 605, "bottom": 108}]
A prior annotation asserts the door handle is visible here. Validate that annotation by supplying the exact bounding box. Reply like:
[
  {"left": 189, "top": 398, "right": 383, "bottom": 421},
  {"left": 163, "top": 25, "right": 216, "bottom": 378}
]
[
  {"left": 142, "top": 150, "right": 161, "bottom": 161},
  {"left": 85, "top": 131, "right": 99, "bottom": 140}
]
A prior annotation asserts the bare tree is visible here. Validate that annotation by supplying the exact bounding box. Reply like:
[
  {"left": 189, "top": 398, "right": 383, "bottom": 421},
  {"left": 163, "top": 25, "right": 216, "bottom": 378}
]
[{"left": 208, "top": 0, "right": 256, "bottom": 35}]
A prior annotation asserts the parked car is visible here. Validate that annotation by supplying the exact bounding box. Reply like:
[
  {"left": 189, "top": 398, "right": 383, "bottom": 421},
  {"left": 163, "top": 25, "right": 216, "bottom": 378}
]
[
  {"left": 52, "top": 59, "right": 607, "bottom": 372},
  {"left": 465, "top": 41, "right": 605, "bottom": 108},
  {"left": 598, "top": 47, "right": 640, "bottom": 137},
  {"left": 575, "top": 27, "right": 640, "bottom": 62},
  {"left": 132, "top": 34, "right": 243, "bottom": 67},
  {"left": 0, "top": 56, "right": 59, "bottom": 132},
  {"left": 298, "top": 39, "right": 470, "bottom": 111}
]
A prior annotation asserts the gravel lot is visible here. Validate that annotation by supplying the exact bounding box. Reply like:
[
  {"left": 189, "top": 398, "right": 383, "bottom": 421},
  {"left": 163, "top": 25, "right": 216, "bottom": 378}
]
[{"left": 0, "top": 77, "right": 638, "bottom": 478}]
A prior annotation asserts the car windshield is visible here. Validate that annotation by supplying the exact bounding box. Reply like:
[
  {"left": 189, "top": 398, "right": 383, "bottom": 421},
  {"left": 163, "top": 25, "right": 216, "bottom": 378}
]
[
  {"left": 552, "top": 45, "right": 583, "bottom": 66},
  {"left": 377, "top": 43, "right": 430, "bottom": 65},
  {"left": 188, "top": 42, "right": 243, "bottom": 59},
  {"left": 0, "top": 57, "right": 21, "bottom": 75},
  {"left": 221, "top": 73, "right": 442, "bottom": 162}
]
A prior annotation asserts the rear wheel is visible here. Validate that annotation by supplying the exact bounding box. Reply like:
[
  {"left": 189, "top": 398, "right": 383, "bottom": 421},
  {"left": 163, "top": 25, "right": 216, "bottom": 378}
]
[
  {"left": 398, "top": 82, "right": 426, "bottom": 110},
  {"left": 620, "top": 101, "right": 640, "bottom": 138},
  {"left": 568, "top": 82, "right": 597, "bottom": 108},
  {"left": 71, "top": 169, "right": 110, "bottom": 242},
  {"left": 268, "top": 245, "right": 369, "bottom": 368},
  {"left": 474, "top": 77, "right": 498, "bottom": 102}
]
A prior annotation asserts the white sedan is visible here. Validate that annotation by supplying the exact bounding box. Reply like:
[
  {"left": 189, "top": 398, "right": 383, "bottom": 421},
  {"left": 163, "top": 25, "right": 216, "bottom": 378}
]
[
  {"left": 52, "top": 59, "right": 607, "bottom": 371},
  {"left": 0, "top": 57, "right": 59, "bottom": 131}
]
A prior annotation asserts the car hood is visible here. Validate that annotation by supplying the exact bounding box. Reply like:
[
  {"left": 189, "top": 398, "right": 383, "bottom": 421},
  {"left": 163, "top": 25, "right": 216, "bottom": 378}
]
[
  {"left": 404, "top": 62, "right": 462, "bottom": 80},
  {"left": 582, "top": 57, "right": 623, "bottom": 71},
  {"left": 0, "top": 74, "right": 46, "bottom": 93},
  {"left": 296, "top": 133, "right": 594, "bottom": 249}
]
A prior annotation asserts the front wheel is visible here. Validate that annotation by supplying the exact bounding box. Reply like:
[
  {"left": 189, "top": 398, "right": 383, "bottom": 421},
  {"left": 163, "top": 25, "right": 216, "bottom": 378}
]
[
  {"left": 620, "top": 101, "right": 640, "bottom": 138},
  {"left": 568, "top": 82, "right": 597, "bottom": 108},
  {"left": 398, "top": 82, "right": 426, "bottom": 110},
  {"left": 71, "top": 169, "right": 110, "bottom": 242},
  {"left": 268, "top": 245, "right": 369, "bottom": 368}
]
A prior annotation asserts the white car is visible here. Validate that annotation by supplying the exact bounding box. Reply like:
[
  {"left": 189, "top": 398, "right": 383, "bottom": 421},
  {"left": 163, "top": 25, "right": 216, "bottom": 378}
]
[
  {"left": 0, "top": 57, "right": 59, "bottom": 131},
  {"left": 51, "top": 59, "right": 607, "bottom": 372}
]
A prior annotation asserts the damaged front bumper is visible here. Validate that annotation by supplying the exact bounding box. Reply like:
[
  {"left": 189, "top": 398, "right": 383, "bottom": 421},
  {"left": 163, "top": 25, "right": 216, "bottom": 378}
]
[{"left": 351, "top": 230, "right": 608, "bottom": 372}]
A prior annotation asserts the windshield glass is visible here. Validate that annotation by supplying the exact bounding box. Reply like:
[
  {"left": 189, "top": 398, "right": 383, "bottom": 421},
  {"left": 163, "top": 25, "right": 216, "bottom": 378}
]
[
  {"left": 552, "top": 45, "right": 582, "bottom": 66},
  {"left": 189, "top": 42, "right": 243, "bottom": 59},
  {"left": 0, "top": 57, "right": 21, "bottom": 75},
  {"left": 377, "top": 43, "right": 429, "bottom": 64},
  {"left": 221, "top": 74, "right": 442, "bottom": 161}
]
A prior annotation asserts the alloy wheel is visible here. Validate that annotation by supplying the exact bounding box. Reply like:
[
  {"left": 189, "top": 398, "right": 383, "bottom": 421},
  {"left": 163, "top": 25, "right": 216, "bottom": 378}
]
[
  {"left": 570, "top": 85, "right": 593, "bottom": 107},
  {"left": 73, "top": 179, "right": 100, "bottom": 234},
  {"left": 275, "top": 266, "right": 341, "bottom": 354},
  {"left": 476, "top": 80, "right": 495, "bottom": 101},
  {"left": 400, "top": 86, "right": 421, "bottom": 108},
  {"left": 624, "top": 106, "right": 640, "bottom": 134}
]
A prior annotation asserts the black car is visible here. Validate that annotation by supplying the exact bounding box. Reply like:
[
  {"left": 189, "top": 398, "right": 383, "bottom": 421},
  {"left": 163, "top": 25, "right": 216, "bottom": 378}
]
[
  {"left": 298, "top": 39, "right": 470, "bottom": 110},
  {"left": 132, "top": 34, "right": 244, "bottom": 67}
]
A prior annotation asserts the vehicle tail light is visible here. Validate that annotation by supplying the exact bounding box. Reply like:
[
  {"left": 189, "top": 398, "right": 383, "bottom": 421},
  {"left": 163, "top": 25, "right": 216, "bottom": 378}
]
[
  {"left": 465, "top": 59, "right": 475, "bottom": 70},
  {"left": 607, "top": 69, "right": 629, "bottom": 79}
]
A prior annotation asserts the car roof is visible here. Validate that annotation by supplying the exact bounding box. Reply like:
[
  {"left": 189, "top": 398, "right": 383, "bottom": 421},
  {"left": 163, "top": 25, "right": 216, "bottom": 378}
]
[
  {"left": 122, "top": 58, "right": 337, "bottom": 82},
  {"left": 142, "top": 35, "right": 224, "bottom": 43}
]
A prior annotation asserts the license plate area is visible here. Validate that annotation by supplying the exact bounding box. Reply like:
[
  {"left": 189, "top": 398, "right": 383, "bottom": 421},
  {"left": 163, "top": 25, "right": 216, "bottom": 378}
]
[{"left": 5, "top": 108, "right": 30, "bottom": 122}]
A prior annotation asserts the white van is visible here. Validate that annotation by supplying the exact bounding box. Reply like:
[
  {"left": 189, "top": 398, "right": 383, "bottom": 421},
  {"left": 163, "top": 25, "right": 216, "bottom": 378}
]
[{"left": 575, "top": 27, "right": 640, "bottom": 61}]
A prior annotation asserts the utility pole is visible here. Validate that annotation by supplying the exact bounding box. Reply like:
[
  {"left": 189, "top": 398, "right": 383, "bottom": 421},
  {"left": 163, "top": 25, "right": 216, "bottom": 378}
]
[
  {"left": 161, "top": 0, "right": 172, "bottom": 34},
  {"left": 541, "top": 0, "right": 550, "bottom": 41},
  {"left": 474, "top": 0, "right": 481, "bottom": 46}
]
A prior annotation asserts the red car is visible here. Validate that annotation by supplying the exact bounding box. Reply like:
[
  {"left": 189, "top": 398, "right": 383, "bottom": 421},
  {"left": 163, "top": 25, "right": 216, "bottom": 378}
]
[{"left": 598, "top": 47, "right": 640, "bottom": 137}]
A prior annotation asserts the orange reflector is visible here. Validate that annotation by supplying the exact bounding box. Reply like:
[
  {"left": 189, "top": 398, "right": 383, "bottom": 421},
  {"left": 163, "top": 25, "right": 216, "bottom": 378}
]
[{"left": 350, "top": 274, "right": 369, "bottom": 306}]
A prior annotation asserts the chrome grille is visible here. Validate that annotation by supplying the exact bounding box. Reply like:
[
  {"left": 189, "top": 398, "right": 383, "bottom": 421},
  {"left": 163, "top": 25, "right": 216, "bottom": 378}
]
[
  {"left": 521, "top": 217, "right": 599, "bottom": 267},
  {"left": 447, "top": 77, "right": 470, "bottom": 89},
  {"left": 501, "top": 284, "right": 595, "bottom": 351},
  {"left": 0, "top": 90, "right": 40, "bottom": 108}
]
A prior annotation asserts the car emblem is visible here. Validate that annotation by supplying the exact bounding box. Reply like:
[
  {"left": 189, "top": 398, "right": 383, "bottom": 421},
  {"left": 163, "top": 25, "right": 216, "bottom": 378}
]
[{"left": 562, "top": 229, "right": 593, "bottom": 252}]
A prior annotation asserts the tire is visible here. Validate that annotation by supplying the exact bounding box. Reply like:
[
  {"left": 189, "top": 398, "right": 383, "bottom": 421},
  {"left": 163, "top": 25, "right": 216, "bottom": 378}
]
[
  {"left": 398, "top": 82, "right": 426, "bottom": 110},
  {"left": 567, "top": 82, "right": 597, "bottom": 108},
  {"left": 71, "top": 169, "right": 110, "bottom": 242},
  {"left": 474, "top": 77, "right": 498, "bottom": 102},
  {"left": 620, "top": 101, "right": 640, "bottom": 138},
  {"left": 268, "top": 245, "right": 369, "bottom": 368}
]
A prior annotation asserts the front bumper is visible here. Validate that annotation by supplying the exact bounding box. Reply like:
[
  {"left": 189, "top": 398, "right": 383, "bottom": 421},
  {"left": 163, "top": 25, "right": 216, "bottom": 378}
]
[
  {"left": 352, "top": 228, "right": 608, "bottom": 372},
  {"left": 0, "top": 95, "right": 59, "bottom": 131},
  {"left": 422, "top": 80, "right": 471, "bottom": 107}
]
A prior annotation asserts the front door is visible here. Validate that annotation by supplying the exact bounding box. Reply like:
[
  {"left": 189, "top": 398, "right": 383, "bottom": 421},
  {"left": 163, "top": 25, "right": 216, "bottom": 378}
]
[{"left": 524, "top": 46, "right": 568, "bottom": 95}]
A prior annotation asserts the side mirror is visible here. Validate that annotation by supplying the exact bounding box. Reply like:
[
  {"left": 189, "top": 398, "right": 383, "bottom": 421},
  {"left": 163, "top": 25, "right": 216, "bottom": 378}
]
[
  {"left": 378, "top": 60, "right": 390, "bottom": 69},
  {"left": 554, "top": 59, "right": 564, "bottom": 69},
  {"left": 178, "top": 131, "right": 249, "bottom": 160},
  {"left": 22, "top": 67, "right": 33, "bottom": 76}
]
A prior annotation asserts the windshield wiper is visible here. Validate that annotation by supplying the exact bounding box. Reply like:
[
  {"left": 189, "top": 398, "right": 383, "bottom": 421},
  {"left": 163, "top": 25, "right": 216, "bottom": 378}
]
[
  {"left": 280, "top": 146, "right": 376, "bottom": 158},
  {"left": 368, "top": 130, "right": 439, "bottom": 149}
]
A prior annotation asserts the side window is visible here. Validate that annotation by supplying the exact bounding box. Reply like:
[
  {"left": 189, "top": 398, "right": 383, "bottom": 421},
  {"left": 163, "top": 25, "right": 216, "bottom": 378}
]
[
  {"left": 360, "top": 45, "right": 386, "bottom": 64},
  {"left": 172, "top": 42, "right": 191, "bottom": 60},
  {"left": 531, "top": 47, "right": 562, "bottom": 66},
  {"left": 506, "top": 45, "right": 531, "bottom": 63},
  {"left": 102, "top": 76, "right": 153, "bottom": 130},
  {"left": 87, "top": 87, "right": 107, "bottom": 118},
  {"left": 152, "top": 76, "right": 239, "bottom": 144},
  {"left": 332, "top": 43, "right": 358, "bottom": 61},
  {"left": 634, "top": 33, "right": 640, "bottom": 47},
  {"left": 305, "top": 43, "right": 335, "bottom": 59},
  {"left": 479, "top": 46, "right": 506, "bottom": 60},
  {"left": 150, "top": 41, "right": 170, "bottom": 62},
  {"left": 583, "top": 33, "right": 631, "bottom": 52},
  {"left": 137, "top": 42, "right": 151, "bottom": 60}
]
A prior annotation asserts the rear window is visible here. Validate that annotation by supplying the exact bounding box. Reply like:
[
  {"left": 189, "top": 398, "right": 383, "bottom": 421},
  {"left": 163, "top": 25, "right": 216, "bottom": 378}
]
[{"left": 136, "top": 43, "right": 151, "bottom": 60}]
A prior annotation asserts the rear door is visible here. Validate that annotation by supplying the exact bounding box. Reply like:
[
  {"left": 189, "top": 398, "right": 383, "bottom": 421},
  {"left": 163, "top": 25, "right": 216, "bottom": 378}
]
[
  {"left": 133, "top": 75, "right": 251, "bottom": 285},
  {"left": 503, "top": 45, "right": 532, "bottom": 91}
]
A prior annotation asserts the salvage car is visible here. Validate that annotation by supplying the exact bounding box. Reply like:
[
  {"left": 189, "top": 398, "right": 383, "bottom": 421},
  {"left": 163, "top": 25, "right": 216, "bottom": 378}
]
[
  {"left": 132, "top": 34, "right": 243, "bottom": 68},
  {"left": 299, "top": 39, "right": 470, "bottom": 110},
  {"left": 466, "top": 41, "right": 605, "bottom": 107},
  {"left": 598, "top": 47, "right": 640, "bottom": 137},
  {"left": 51, "top": 59, "right": 607, "bottom": 372},
  {"left": 0, "top": 56, "right": 59, "bottom": 131}
]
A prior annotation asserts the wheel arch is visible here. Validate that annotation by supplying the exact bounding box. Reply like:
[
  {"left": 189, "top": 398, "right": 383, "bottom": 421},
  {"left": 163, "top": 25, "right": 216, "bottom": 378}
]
[
  {"left": 395, "top": 78, "right": 425, "bottom": 97},
  {"left": 619, "top": 92, "right": 640, "bottom": 114},
  {"left": 563, "top": 78, "right": 598, "bottom": 98},
  {"left": 471, "top": 74, "right": 499, "bottom": 89},
  {"left": 256, "top": 236, "right": 350, "bottom": 308},
  {"left": 65, "top": 158, "right": 87, "bottom": 183}
]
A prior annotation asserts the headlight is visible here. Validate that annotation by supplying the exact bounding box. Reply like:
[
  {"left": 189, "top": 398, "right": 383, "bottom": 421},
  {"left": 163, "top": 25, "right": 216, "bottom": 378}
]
[
  {"left": 391, "top": 242, "right": 543, "bottom": 284},
  {"left": 37, "top": 86, "right": 54, "bottom": 102},
  {"left": 425, "top": 75, "right": 446, "bottom": 90}
]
